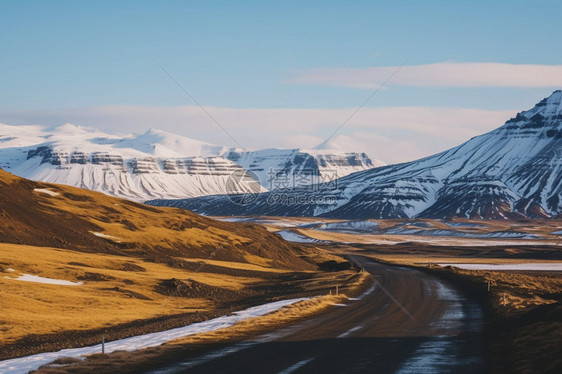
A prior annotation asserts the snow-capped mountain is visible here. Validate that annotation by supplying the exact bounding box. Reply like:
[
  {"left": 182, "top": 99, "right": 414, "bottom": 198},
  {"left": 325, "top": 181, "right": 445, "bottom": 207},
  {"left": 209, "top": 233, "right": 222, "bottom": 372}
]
[
  {"left": 223, "top": 146, "right": 383, "bottom": 190},
  {"left": 0, "top": 124, "right": 261, "bottom": 201},
  {"left": 0, "top": 124, "right": 380, "bottom": 201},
  {"left": 148, "top": 91, "right": 562, "bottom": 219}
]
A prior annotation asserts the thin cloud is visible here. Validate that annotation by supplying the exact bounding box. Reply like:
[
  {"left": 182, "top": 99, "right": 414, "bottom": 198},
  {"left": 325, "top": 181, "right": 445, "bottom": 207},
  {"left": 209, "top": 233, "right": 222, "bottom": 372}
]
[
  {"left": 0, "top": 105, "right": 514, "bottom": 164},
  {"left": 288, "top": 62, "right": 562, "bottom": 89}
]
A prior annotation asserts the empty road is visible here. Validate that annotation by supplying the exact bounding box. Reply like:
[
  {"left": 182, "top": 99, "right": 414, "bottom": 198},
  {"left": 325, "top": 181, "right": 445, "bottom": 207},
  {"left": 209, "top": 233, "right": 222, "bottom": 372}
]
[{"left": 148, "top": 256, "right": 484, "bottom": 374}]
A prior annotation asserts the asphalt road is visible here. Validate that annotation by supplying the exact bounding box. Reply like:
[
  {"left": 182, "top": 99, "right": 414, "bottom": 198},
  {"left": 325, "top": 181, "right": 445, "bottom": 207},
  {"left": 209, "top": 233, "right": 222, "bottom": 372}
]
[{"left": 148, "top": 257, "right": 485, "bottom": 374}]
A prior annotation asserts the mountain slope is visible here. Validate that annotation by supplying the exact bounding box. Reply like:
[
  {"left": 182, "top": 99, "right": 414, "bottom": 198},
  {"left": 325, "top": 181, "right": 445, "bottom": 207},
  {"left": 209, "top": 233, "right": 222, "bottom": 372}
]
[
  {"left": 148, "top": 91, "right": 562, "bottom": 219},
  {"left": 0, "top": 124, "right": 380, "bottom": 201}
]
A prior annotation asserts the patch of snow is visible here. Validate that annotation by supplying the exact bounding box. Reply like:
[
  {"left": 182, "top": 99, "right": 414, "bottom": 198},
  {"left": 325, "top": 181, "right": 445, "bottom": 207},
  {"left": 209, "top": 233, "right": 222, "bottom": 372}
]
[
  {"left": 0, "top": 297, "right": 308, "bottom": 374},
  {"left": 275, "top": 230, "right": 324, "bottom": 243},
  {"left": 402, "top": 221, "right": 434, "bottom": 228},
  {"left": 90, "top": 232, "right": 122, "bottom": 242},
  {"left": 6, "top": 268, "right": 15, "bottom": 272},
  {"left": 382, "top": 228, "right": 540, "bottom": 239},
  {"left": 444, "top": 222, "right": 486, "bottom": 228},
  {"left": 438, "top": 263, "right": 562, "bottom": 272},
  {"left": 318, "top": 220, "right": 380, "bottom": 234},
  {"left": 33, "top": 188, "right": 60, "bottom": 196},
  {"left": 5, "top": 274, "right": 83, "bottom": 286},
  {"left": 384, "top": 237, "right": 560, "bottom": 247},
  {"left": 213, "top": 217, "right": 254, "bottom": 223}
]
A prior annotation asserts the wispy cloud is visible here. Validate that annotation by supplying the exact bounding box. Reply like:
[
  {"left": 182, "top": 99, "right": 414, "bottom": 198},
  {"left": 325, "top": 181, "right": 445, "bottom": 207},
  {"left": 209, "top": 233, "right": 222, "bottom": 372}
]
[
  {"left": 288, "top": 62, "right": 562, "bottom": 89},
  {"left": 0, "top": 105, "right": 514, "bottom": 164}
]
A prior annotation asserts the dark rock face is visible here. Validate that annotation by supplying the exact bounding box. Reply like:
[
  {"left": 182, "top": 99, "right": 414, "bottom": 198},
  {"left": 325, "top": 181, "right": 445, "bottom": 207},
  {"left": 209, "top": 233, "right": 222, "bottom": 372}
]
[
  {"left": 91, "top": 152, "right": 124, "bottom": 166},
  {"left": 160, "top": 157, "right": 245, "bottom": 176},
  {"left": 70, "top": 152, "right": 88, "bottom": 164},
  {"left": 129, "top": 158, "right": 159, "bottom": 174},
  {"left": 27, "top": 146, "right": 51, "bottom": 160}
]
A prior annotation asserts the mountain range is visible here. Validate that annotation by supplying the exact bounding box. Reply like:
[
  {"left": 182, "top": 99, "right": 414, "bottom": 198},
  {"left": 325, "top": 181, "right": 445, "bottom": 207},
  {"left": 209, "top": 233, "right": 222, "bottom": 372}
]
[
  {"left": 0, "top": 124, "right": 380, "bottom": 201},
  {"left": 148, "top": 91, "right": 562, "bottom": 220}
]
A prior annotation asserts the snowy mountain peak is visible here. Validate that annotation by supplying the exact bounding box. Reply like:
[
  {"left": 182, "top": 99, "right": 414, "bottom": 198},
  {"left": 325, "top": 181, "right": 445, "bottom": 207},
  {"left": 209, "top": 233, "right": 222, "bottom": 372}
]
[
  {"left": 503, "top": 90, "right": 562, "bottom": 127},
  {"left": 48, "top": 123, "right": 105, "bottom": 137},
  {"left": 527, "top": 90, "right": 562, "bottom": 114},
  {"left": 126, "top": 128, "right": 224, "bottom": 158},
  {"left": 311, "top": 138, "right": 341, "bottom": 153}
]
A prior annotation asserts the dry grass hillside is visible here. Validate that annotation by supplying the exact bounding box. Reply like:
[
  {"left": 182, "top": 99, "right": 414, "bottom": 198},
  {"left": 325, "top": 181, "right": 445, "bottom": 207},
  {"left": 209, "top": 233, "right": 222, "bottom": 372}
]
[
  {"left": 0, "top": 168, "right": 318, "bottom": 270},
  {"left": 0, "top": 169, "right": 358, "bottom": 359}
]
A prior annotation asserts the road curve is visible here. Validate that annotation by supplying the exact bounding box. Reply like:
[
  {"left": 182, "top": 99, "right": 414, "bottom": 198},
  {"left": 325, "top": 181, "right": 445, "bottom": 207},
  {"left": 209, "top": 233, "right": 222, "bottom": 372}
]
[{"left": 148, "top": 257, "right": 484, "bottom": 374}]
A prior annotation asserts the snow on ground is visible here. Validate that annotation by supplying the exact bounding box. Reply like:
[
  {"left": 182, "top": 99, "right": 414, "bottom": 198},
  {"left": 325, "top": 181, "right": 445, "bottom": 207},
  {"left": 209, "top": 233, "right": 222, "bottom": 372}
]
[
  {"left": 398, "top": 237, "right": 561, "bottom": 247},
  {"left": 256, "top": 220, "right": 300, "bottom": 228},
  {"left": 317, "top": 220, "right": 380, "bottom": 233},
  {"left": 33, "top": 188, "right": 59, "bottom": 196},
  {"left": 90, "top": 232, "right": 123, "bottom": 242},
  {"left": 0, "top": 298, "right": 309, "bottom": 374},
  {"left": 384, "top": 228, "right": 541, "bottom": 239},
  {"left": 275, "top": 230, "right": 324, "bottom": 243},
  {"left": 4, "top": 274, "right": 83, "bottom": 286},
  {"left": 214, "top": 217, "right": 255, "bottom": 223},
  {"left": 444, "top": 222, "right": 487, "bottom": 228},
  {"left": 551, "top": 230, "right": 562, "bottom": 235},
  {"left": 438, "top": 263, "right": 562, "bottom": 271}
]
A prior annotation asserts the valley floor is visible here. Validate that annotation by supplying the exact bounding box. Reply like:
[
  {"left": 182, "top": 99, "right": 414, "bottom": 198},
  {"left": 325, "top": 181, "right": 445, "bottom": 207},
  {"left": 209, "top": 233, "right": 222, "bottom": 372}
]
[{"left": 2, "top": 216, "right": 561, "bottom": 373}]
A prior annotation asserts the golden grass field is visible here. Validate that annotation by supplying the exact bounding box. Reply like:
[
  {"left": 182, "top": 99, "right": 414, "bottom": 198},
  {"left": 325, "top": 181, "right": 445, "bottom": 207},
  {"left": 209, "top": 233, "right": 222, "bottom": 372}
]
[{"left": 1, "top": 243, "right": 235, "bottom": 343}]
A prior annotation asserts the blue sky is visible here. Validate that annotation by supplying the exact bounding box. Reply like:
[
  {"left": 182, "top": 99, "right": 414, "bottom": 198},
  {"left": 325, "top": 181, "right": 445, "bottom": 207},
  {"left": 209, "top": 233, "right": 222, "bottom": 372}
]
[{"left": 1, "top": 0, "right": 561, "bottom": 163}]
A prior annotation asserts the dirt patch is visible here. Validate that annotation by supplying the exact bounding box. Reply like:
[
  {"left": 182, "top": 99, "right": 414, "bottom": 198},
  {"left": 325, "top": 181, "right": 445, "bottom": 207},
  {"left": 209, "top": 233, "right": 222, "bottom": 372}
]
[
  {"left": 77, "top": 272, "right": 115, "bottom": 282},
  {"left": 155, "top": 278, "right": 243, "bottom": 301},
  {"left": 118, "top": 262, "right": 146, "bottom": 272}
]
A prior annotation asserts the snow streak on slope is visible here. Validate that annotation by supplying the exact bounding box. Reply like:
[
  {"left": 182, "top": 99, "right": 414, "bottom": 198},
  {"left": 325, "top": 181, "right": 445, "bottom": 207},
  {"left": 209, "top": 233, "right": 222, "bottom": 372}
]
[{"left": 149, "top": 91, "right": 562, "bottom": 219}]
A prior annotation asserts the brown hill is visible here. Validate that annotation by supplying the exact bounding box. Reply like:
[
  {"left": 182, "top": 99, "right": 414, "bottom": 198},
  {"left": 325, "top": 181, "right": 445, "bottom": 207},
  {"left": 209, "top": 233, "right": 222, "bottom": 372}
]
[{"left": 0, "top": 168, "right": 313, "bottom": 270}]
